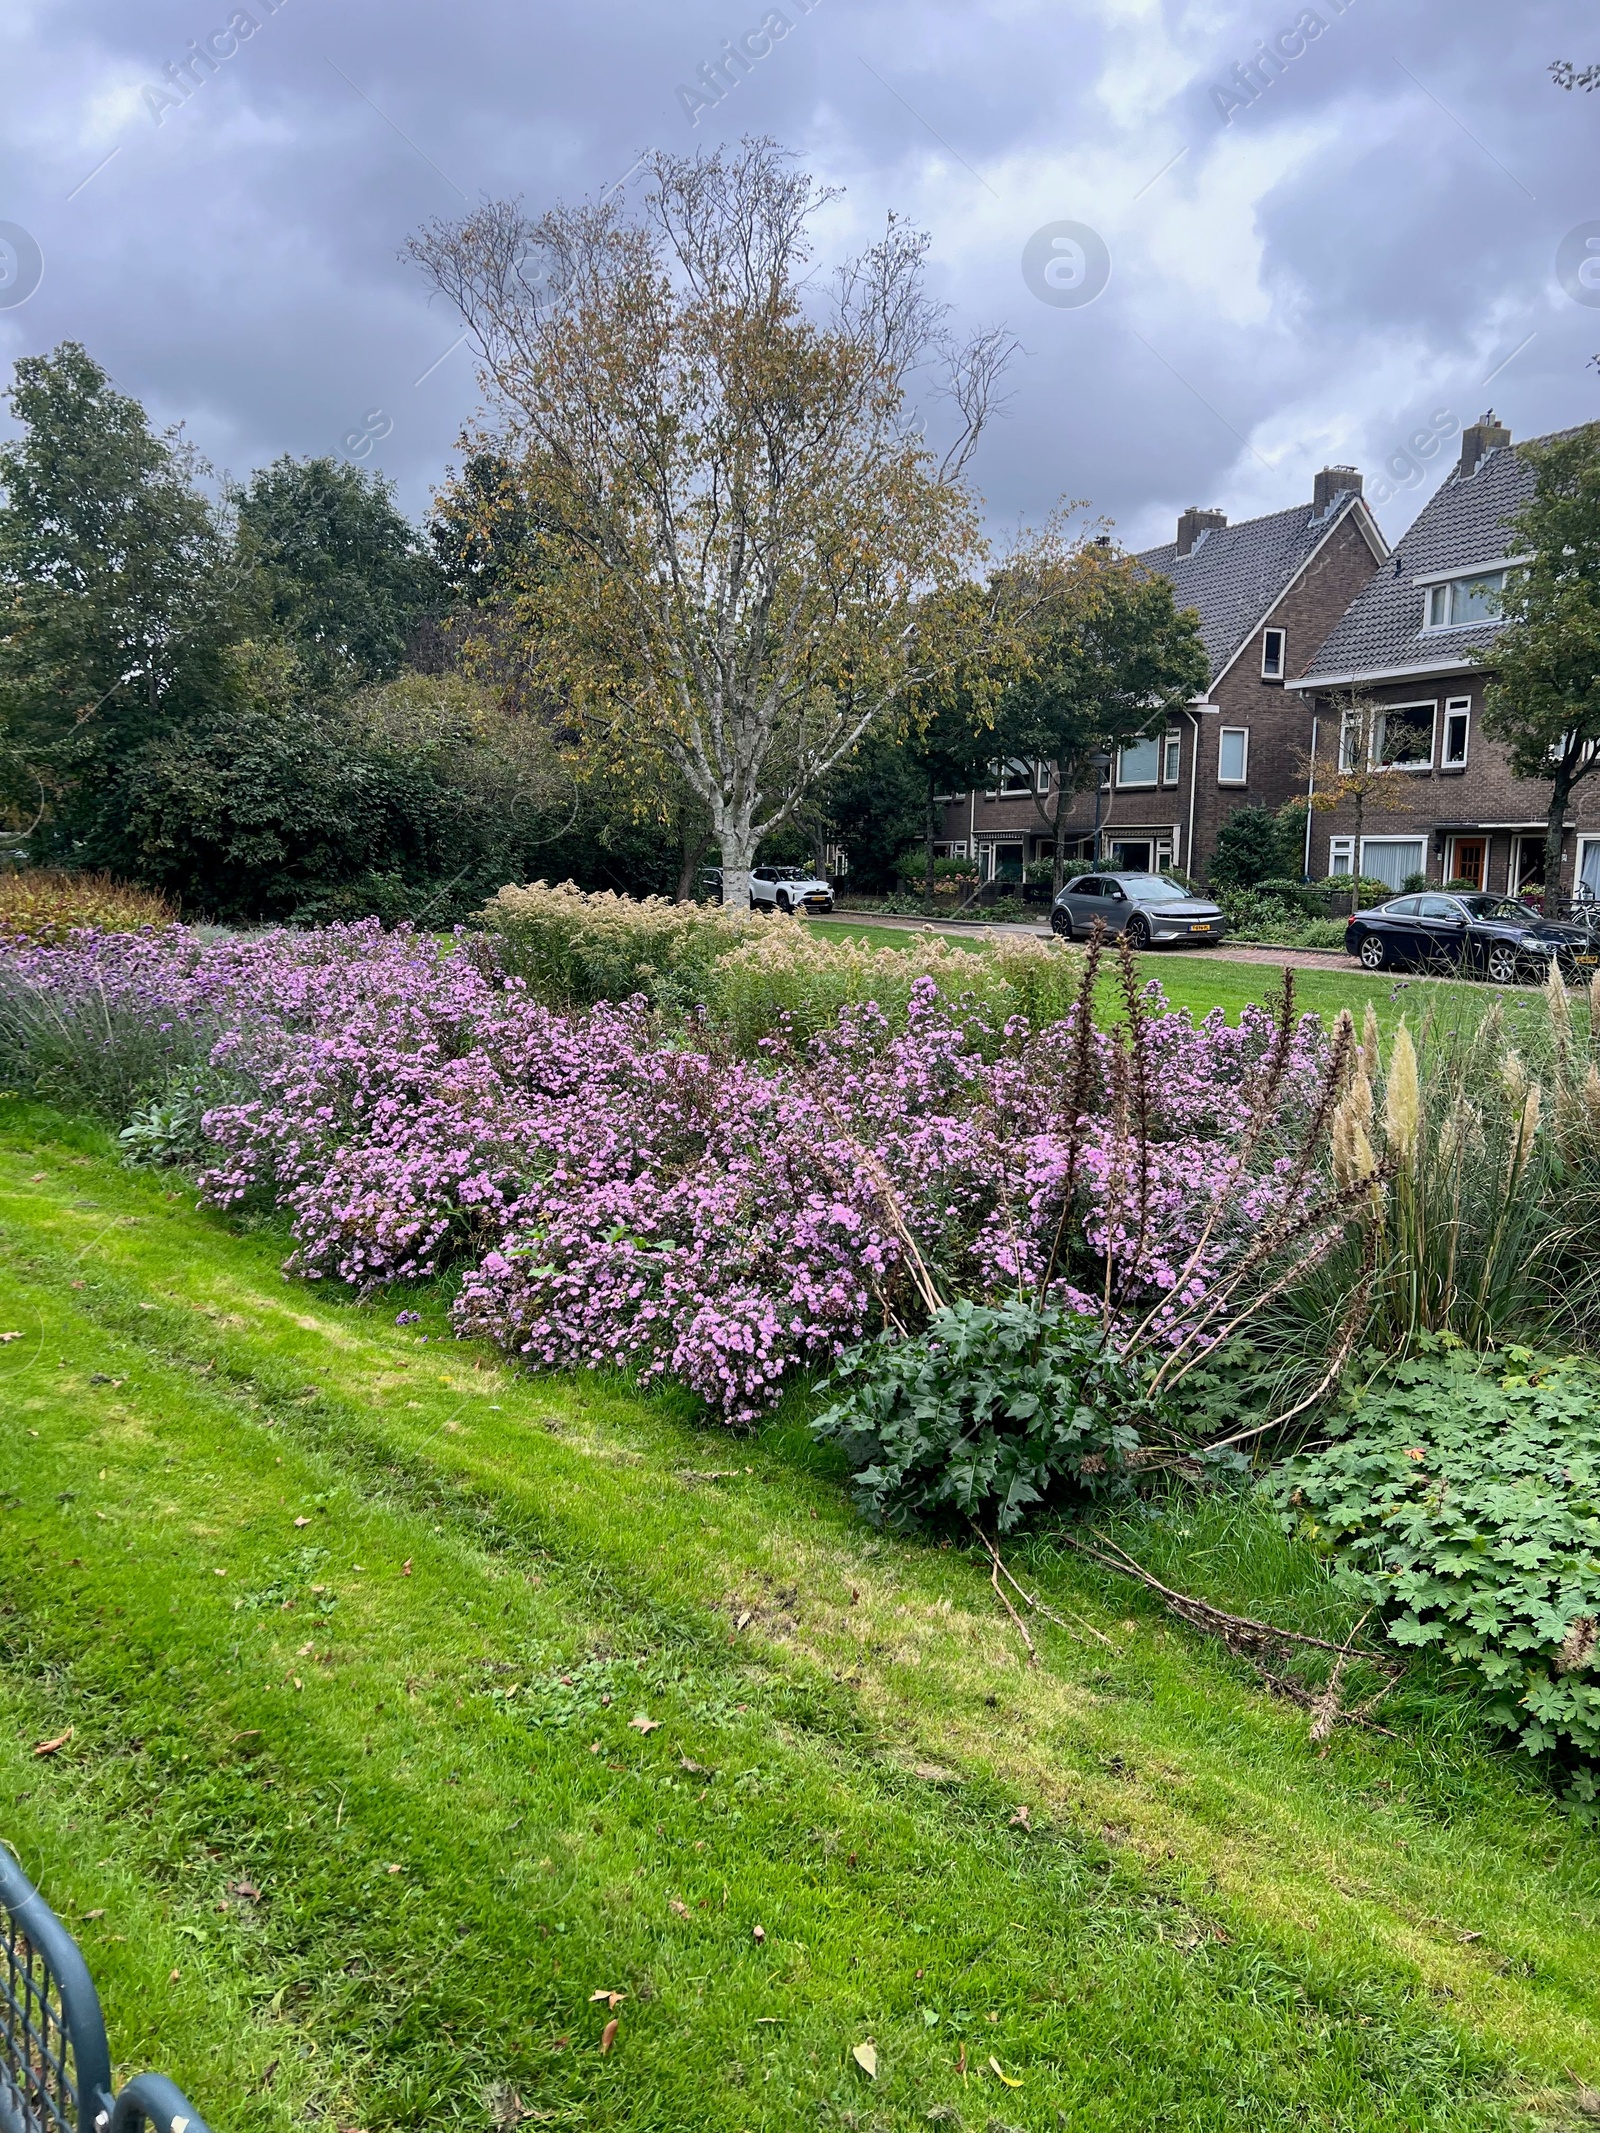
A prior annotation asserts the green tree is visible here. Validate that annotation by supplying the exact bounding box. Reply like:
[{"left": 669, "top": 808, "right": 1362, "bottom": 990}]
[
  {"left": 1479, "top": 424, "right": 1600, "bottom": 897},
  {"left": 0, "top": 342, "right": 226, "bottom": 851},
  {"left": 1208, "top": 803, "right": 1304, "bottom": 891},
  {"left": 995, "top": 542, "right": 1209, "bottom": 891},
  {"left": 231, "top": 456, "right": 442, "bottom": 690},
  {"left": 410, "top": 139, "right": 1009, "bottom": 910}
]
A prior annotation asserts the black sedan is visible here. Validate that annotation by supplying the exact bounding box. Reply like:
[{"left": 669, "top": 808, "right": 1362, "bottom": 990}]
[
  {"left": 1344, "top": 891, "right": 1598, "bottom": 983},
  {"left": 1049, "top": 872, "right": 1229, "bottom": 948}
]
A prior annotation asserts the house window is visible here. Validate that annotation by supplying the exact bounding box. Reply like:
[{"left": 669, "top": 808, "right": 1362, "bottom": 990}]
[
  {"left": 1217, "top": 727, "right": 1249, "bottom": 784},
  {"left": 991, "top": 757, "right": 1037, "bottom": 797},
  {"left": 1161, "top": 729, "right": 1182, "bottom": 785},
  {"left": 1116, "top": 734, "right": 1161, "bottom": 787},
  {"left": 1338, "top": 714, "right": 1361, "bottom": 773},
  {"left": 1578, "top": 837, "right": 1600, "bottom": 903},
  {"left": 1441, "top": 697, "right": 1470, "bottom": 769},
  {"left": 1327, "top": 836, "right": 1355, "bottom": 878},
  {"left": 1360, "top": 836, "right": 1429, "bottom": 891},
  {"left": 1422, "top": 570, "right": 1506, "bottom": 630},
  {"left": 1261, "top": 627, "right": 1286, "bottom": 679},
  {"left": 1374, "top": 701, "right": 1436, "bottom": 771}
]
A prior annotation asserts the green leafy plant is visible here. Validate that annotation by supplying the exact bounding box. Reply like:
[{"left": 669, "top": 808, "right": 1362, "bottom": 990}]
[
  {"left": 1273, "top": 1341, "right": 1600, "bottom": 1793},
  {"left": 811, "top": 1296, "right": 1161, "bottom": 1534}
]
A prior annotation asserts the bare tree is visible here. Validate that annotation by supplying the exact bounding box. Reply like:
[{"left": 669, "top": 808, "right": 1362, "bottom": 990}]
[
  {"left": 1296, "top": 689, "right": 1423, "bottom": 911},
  {"left": 410, "top": 139, "right": 1012, "bottom": 908}
]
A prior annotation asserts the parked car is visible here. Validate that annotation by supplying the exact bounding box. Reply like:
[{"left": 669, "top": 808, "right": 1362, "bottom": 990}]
[
  {"left": 1049, "top": 872, "right": 1229, "bottom": 948},
  {"left": 750, "top": 864, "right": 834, "bottom": 914},
  {"left": 1343, "top": 891, "right": 1598, "bottom": 983}
]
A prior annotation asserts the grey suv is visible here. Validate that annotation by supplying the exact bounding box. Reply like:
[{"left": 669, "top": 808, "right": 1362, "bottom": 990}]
[{"left": 1049, "top": 872, "right": 1228, "bottom": 948}]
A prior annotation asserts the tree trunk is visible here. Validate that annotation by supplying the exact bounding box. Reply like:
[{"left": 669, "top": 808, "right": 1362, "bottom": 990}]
[
  {"left": 1050, "top": 756, "right": 1069, "bottom": 894},
  {"left": 1545, "top": 766, "right": 1570, "bottom": 914},
  {"left": 1350, "top": 790, "right": 1364, "bottom": 918},
  {"left": 719, "top": 823, "right": 758, "bottom": 911},
  {"left": 924, "top": 775, "right": 939, "bottom": 903}
]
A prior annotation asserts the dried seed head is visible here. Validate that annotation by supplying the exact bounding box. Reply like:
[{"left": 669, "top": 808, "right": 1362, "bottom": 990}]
[
  {"left": 1384, "top": 1020, "right": 1420, "bottom": 1162},
  {"left": 1361, "top": 1003, "right": 1381, "bottom": 1074},
  {"left": 1557, "top": 1615, "right": 1598, "bottom": 1675},
  {"left": 1501, "top": 1049, "right": 1528, "bottom": 1114}
]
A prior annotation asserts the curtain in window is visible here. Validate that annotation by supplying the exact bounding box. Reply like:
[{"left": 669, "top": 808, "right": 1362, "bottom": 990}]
[{"left": 1362, "top": 840, "right": 1427, "bottom": 890}]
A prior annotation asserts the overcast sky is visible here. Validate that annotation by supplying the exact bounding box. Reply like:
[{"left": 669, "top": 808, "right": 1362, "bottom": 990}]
[{"left": 2, "top": 0, "right": 1596, "bottom": 555}]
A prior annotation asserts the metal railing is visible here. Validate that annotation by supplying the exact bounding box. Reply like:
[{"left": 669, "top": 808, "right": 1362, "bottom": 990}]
[{"left": 0, "top": 1849, "right": 212, "bottom": 2133}]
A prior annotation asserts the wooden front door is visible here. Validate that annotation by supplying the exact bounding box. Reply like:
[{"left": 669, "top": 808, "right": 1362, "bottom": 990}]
[{"left": 1449, "top": 837, "right": 1486, "bottom": 890}]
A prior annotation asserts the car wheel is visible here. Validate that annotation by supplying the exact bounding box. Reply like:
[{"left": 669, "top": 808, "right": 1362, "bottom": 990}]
[
  {"left": 1356, "top": 932, "right": 1387, "bottom": 971},
  {"left": 1049, "top": 907, "right": 1073, "bottom": 939},
  {"left": 1486, "top": 943, "right": 1521, "bottom": 985},
  {"left": 1125, "top": 914, "right": 1150, "bottom": 950},
  {"left": 777, "top": 892, "right": 791, "bottom": 913}
]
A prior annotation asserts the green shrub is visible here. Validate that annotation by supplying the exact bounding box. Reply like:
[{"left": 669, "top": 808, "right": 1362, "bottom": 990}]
[
  {"left": 811, "top": 1297, "right": 1157, "bottom": 1534},
  {"left": 893, "top": 851, "right": 978, "bottom": 889},
  {"left": 1322, "top": 874, "right": 1395, "bottom": 910},
  {"left": 475, "top": 881, "right": 752, "bottom": 1008},
  {"left": 1209, "top": 804, "right": 1304, "bottom": 891},
  {"left": 1273, "top": 1343, "right": 1600, "bottom": 1795}
]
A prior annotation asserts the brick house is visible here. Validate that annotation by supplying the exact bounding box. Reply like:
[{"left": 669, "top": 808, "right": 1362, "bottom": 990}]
[
  {"left": 1295, "top": 415, "right": 1600, "bottom": 900},
  {"left": 935, "top": 469, "right": 1386, "bottom": 881}
]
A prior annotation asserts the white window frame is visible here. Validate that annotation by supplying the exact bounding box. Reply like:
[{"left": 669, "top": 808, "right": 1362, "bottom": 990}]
[
  {"left": 1217, "top": 727, "right": 1249, "bottom": 785},
  {"left": 1116, "top": 733, "right": 1161, "bottom": 789},
  {"left": 1421, "top": 569, "right": 1507, "bottom": 633},
  {"left": 1160, "top": 729, "right": 1182, "bottom": 786},
  {"left": 1576, "top": 836, "right": 1600, "bottom": 903},
  {"left": 1359, "top": 836, "right": 1429, "bottom": 892},
  {"left": 1327, "top": 836, "right": 1355, "bottom": 878},
  {"left": 1373, "top": 700, "right": 1437, "bottom": 773},
  {"left": 1441, "top": 697, "right": 1471, "bottom": 770},
  {"left": 1261, "top": 626, "right": 1286, "bottom": 679},
  {"left": 989, "top": 757, "right": 1038, "bottom": 798}
]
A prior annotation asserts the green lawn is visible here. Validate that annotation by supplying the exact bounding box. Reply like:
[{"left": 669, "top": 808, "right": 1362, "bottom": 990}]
[
  {"left": 809, "top": 917, "right": 1513, "bottom": 1032},
  {"left": 2, "top": 1105, "right": 1598, "bottom": 2129}
]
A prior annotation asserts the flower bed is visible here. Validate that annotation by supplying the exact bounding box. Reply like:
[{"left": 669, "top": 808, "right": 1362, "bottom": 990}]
[{"left": 0, "top": 920, "right": 1343, "bottom": 1422}]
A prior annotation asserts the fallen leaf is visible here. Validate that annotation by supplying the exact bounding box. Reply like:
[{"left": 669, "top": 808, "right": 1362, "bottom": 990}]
[
  {"left": 293, "top": 1516, "right": 310, "bottom": 1529},
  {"left": 1008, "top": 1805, "right": 1031, "bottom": 1831},
  {"left": 752, "top": 1924, "right": 765, "bottom": 1943},
  {"left": 599, "top": 2018, "right": 619, "bottom": 2055},
  {"left": 628, "top": 1714, "right": 661, "bottom": 1734},
  {"left": 32, "top": 1728, "right": 73, "bottom": 1757},
  {"left": 233, "top": 1882, "right": 262, "bottom": 1903},
  {"left": 213, "top": 1567, "right": 227, "bottom": 1578},
  {"left": 298, "top": 1641, "right": 316, "bottom": 1656},
  {"left": 588, "top": 1741, "right": 601, "bottom": 1755},
  {"left": 851, "top": 2041, "right": 877, "bottom": 2079},
  {"left": 735, "top": 1609, "right": 753, "bottom": 1630},
  {"left": 292, "top": 1678, "right": 303, "bottom": 1691},
  {"left": 169, "top": 1969, "right": 181, "bottom": 1984},
  {"left": 402, "top": 1559, "right": 412, "bottom": 1577},
  {"left": 259, "top": 2059, "right": 278, "bottom": 2090},
  {"left": 669, "top": 1899, "right": 690, "bottom": 1918},
  {"left": 0, "top": 1332, "right": 20, "bottom": 1344},
  {"left": 680, "top": 1755, "right": 710, "bottom": 1774},
  {"left": 1459, "top": 1930, "right": 1483, "bottom": 1943},
  {"left": 82, "top": 1909, "right": 105, "bottom": 1921},
  {"left": 29, "top": 1172, "right": 45, "bottom": 1182},
  {"left": 386, "top": 1863, "right": 403, "bottom": 1875},
  {"left": 589, "top": 1990, "right": 627, "bottom": 2010},
  {"left": 549, "top": 2037, "right": 568, "bottom": 2053},
  {"left": 989, "top": 2056, "right": 1021, "bottom": 2089},
  {"left": 955, "top": 2043, "right": 967, "bottom": 2077}
]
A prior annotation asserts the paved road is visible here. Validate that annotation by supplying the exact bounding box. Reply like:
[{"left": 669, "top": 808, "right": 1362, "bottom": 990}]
[{"left": 822, "top": 909, "right": 1351, "bottom": 975}]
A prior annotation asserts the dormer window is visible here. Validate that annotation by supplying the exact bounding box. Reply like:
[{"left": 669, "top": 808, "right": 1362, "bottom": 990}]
[
  {"left": 1261, "top": 627, "right": 1285, "bottom": 679},
  {"left": 1422, "top": 570, "right": 1506, "bottom": 630}
]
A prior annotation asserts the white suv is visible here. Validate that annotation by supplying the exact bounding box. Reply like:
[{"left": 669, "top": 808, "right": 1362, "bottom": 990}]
[{"left": 750, "top": 865, "right": 834, "bottom": 914}]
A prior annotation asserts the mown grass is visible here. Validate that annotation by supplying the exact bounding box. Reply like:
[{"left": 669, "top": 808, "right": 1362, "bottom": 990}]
[
  {"left": 808, "top": 917, "right": 1549, "bottom": 1034},
  {"left": 3, "top": 1104, "right": 1599, "bottom": 2130}
]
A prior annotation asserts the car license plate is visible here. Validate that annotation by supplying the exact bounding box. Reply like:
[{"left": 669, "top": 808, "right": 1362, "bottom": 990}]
[
  {"left": 1190, "top": 922, "right": 1212, "bottom": 933},
  {"left": 1576, "top": 954, "right": 1598, "bottom": 967}
]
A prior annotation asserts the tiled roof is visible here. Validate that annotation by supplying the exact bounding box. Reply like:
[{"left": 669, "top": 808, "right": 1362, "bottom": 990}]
[
  {"left": 1299, "top": 429, "right": 1587, "bottom": 684},
  {"left": 1135, "top": 491, "right": 1369, "bottom": 683}
]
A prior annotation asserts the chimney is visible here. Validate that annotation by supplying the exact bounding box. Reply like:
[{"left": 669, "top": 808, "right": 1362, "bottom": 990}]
[
  {"left": 1176, "top": 506, "right": 1227, "bottom": 557},
  {"left": 1457, "top": 411, "right": 1510, "bottom": 481},
  {"left": 1313, "top": 465, "right": 1362, "bottom": 514}
]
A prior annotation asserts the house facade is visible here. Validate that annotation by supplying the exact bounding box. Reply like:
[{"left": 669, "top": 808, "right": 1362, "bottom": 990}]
[
  {"left": 935, "top": 468, "right": 1387, "bottom": 881},
  {"left": 1294, "top": 415, "right": 1600, "bottom": 901}
]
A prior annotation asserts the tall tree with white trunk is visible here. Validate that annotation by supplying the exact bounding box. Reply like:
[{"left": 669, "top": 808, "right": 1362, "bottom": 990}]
[{"left": 410, "top": 138, "right": 1009, "bottom": 908}]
